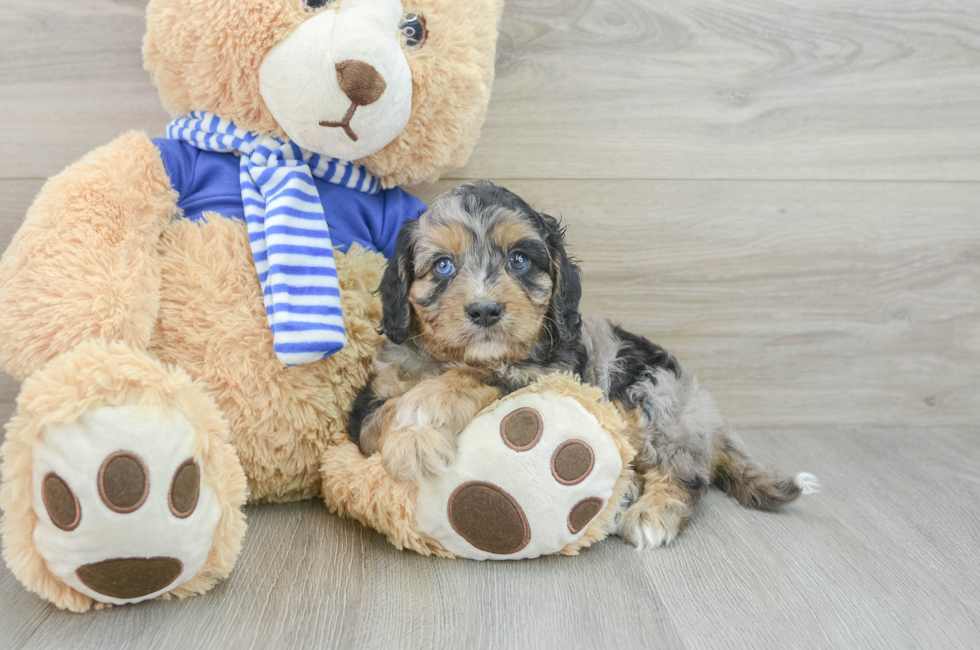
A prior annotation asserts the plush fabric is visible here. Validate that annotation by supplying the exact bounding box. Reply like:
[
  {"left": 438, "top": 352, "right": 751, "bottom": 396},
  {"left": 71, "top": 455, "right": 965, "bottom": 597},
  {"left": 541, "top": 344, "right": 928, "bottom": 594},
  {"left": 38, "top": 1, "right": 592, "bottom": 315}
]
[
  {"left": 0, "top": 0, "right": 638, "bottom": 613},
  {"left": 167, "top": 111, "right": 385, "bottom": 365},
  {"left": 321, "top": 374, "right": 633, "bottom": 559},
  {"left": 257, "top": 0, "right": 414, "bottom": 161},
  {"left": 33, "top": 405, "right": 224, "bottom": 605},
  {"left": 355, "top": 0, "right": 505, "bottom": 187},
  {"left": 415, "top": 390, "right": 625, "bottom": 560},
  {"left": 143, "top": 0, "right": 307, "bottom": 139},
  {"left": 151, "top": 217, "right": 388, "bottom": 502},
  {"left": 0, "top": 340, "right": 247, "bottom": 612},
  {"left": 143, "top": 0, "right": 505, "bottom": 189},
  {"left": 152, "top": 138, "right": 422, "bottom": 255},
  {"left": 0, "top": 132, "right": 178, "bottom": 381}
]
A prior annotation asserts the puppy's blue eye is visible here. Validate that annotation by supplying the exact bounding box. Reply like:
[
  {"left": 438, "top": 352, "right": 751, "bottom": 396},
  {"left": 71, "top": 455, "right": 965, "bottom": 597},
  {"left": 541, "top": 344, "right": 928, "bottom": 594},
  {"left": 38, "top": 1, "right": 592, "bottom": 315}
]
[
  {"left": 508, "top": 253, "right": 529, "bottom": 272},
  {"left": 434, "top": 257, "right": 455, "bottom": 277}
]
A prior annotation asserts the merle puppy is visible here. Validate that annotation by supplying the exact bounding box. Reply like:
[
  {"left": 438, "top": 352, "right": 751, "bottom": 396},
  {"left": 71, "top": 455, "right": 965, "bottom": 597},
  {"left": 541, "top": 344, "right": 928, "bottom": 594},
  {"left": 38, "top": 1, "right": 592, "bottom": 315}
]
[{"left": 348, "top": 181, "right": 816, "bottom": 548}]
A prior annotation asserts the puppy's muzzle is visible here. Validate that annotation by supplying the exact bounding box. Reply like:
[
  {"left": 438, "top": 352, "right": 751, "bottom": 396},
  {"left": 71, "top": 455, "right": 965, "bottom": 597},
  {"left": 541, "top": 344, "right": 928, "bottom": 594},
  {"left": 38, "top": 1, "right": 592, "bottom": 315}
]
[{"left": 466, "top": 301, "right": 505, "bottom": 328}]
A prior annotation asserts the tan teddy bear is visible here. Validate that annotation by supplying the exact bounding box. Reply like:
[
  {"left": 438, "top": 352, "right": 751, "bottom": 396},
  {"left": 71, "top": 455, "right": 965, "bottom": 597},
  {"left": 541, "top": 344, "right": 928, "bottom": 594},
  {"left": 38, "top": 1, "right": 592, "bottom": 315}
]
[{"left": 0, "top": 0, "right": 514, "bottom": 611}]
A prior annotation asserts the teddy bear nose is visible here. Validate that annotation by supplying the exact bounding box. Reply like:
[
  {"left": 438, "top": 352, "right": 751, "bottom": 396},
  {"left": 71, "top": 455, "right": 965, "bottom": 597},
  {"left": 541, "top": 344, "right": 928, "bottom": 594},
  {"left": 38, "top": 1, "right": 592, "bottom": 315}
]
[{"left": 335, "top": 60, "right": 386, "bottom": 106}]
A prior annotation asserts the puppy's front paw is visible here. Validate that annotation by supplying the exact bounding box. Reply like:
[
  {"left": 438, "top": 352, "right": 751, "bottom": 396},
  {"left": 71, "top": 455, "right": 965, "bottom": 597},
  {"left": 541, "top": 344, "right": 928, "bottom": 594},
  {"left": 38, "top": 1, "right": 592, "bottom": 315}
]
[
  {"left": 618, "top": 501, "right": 685, "bottom": 550},
  {"left": 381, "top": 425, "right": 457, "bottom": 483}
]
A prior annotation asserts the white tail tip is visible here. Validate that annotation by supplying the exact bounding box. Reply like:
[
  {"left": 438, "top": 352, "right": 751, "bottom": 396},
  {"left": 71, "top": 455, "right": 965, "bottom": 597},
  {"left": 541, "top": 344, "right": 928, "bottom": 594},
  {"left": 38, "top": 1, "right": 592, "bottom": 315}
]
[{"left": 795, "top": 472, "right": 820, "bottom": 495}]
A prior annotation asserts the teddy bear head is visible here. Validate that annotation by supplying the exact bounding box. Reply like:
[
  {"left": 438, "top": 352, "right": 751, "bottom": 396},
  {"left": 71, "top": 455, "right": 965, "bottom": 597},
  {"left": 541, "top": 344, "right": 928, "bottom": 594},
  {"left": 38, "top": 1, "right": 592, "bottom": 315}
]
[{"left": 143, "top": 0, "right": 503, "bottom": 187}]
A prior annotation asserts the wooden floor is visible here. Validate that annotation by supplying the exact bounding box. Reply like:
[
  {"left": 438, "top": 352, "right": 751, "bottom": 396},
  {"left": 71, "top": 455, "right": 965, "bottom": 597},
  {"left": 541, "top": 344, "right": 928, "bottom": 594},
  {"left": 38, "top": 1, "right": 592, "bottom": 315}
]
[{"left": 2, "top": 1, "right": 979, "bottom": 648}]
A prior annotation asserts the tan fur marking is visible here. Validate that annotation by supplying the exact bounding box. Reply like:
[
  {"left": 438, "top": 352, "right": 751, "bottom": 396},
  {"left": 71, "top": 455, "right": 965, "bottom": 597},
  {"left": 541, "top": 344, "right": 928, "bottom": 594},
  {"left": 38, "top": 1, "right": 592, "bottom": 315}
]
[
  {"left": 709, "top": 435, "right": 804, "bottom": 510},
  {"left": 492, "top": 220, "right": 539, "bottom": 251},
  {"left": 419, "top": 222, "right": 471, "bottom": 263},
  {"left": 612, "top": 400, "right": 645, "bottom": 452},
  {"left": 371, "top": 363, "right": 416, "bottom": 401},
  {"left": 358, "top": 400, "right": 397, "bottom": 457},
  {"left": 376, "top": 368, "right": 501, "bottom": 481},
  {"left": 408, "top": 266, "right": 550, "bottom": 366},
  {"left": 618, "top": 468, "right": 693, "bottom": 547},
  {"left": 409, "top": 283, "right": 470, "bottom": 362},
  {"left": 614, "top": 402, "right": 695, "bottom": 545},
  {"left": 711, "top": 438, "right": 734, "bottom": 480}
]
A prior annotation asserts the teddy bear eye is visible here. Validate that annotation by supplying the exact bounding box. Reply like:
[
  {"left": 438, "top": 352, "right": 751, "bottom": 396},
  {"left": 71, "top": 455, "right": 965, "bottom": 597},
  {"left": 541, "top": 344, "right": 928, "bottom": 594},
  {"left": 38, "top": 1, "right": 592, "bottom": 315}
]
[
  {"left": 400, "top": 14, "right": 427, "bottom": 50},
  {"left": 303, "top": 0, "right": 333, "bottom": 9}
]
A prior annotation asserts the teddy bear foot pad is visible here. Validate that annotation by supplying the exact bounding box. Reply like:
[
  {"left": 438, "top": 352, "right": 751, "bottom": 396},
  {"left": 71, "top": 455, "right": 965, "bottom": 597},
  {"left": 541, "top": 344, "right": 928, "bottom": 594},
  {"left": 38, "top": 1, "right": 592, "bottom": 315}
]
[
  {"left": 415, "top": 391, "right": 625, "bottom": 560},
  {"left": 32, "top": 405, "right": 223, "bottom": 604}
]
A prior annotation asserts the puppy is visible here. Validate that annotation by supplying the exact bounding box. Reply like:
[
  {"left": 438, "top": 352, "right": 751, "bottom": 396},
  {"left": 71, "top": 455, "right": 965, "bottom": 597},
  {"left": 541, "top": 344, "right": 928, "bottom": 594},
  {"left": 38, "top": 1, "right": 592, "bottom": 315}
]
[{"left": 348, "top": 181, "right": 817, "bottom": 548}]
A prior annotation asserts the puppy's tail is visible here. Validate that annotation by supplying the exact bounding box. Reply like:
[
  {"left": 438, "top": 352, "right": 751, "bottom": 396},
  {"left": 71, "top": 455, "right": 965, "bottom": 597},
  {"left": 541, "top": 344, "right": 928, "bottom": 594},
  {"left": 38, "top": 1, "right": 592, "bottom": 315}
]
[{"left": 710, "top": 429, "right": 819, "bottom": 511}]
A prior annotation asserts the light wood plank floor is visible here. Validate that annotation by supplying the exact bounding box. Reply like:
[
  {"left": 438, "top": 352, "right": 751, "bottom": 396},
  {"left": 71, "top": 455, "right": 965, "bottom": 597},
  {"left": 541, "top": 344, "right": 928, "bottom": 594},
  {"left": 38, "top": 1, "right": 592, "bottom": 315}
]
[{"left": 1, "top": 1, "right": 979, "bottom": 648}]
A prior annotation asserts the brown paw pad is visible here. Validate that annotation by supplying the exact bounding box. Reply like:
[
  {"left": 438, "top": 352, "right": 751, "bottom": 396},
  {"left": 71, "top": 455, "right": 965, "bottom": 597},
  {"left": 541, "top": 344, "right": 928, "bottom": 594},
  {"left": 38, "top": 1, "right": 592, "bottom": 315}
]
[
  {"left": 169, "top": 459, "right": 200, "bottom": 518},
  {"left": 551, "top": 439, "right": 595, "bottom": 486},
  {"left": 568, "top": 497, "right": 604, "bottom": 534},
  {"left": 76, "top": 557, "right": 183, "bottom": 599},
  {"left": 448, "top": 481, "right": 531, "bottom": 555},
  {"left": 98, "top": 451, "right": 149, "bottom": 514},
  {"left": 500, "top": 407, "right": 543, "bottom": 451},
  {"left": 42, "top": 472, "right": 81, "bottom": 531}
]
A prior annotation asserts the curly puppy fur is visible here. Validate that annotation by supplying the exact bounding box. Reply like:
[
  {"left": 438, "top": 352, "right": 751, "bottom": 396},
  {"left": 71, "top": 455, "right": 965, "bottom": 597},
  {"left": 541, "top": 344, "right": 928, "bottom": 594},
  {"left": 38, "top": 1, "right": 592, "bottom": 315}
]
[{"left": 349, "top": 181, "right": 818, "bottom": 548}]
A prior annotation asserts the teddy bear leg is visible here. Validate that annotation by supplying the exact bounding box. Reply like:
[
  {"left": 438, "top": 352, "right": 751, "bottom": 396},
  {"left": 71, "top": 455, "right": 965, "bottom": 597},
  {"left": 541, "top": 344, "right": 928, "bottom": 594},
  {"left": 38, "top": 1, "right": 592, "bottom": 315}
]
[
  {"left": 410, "top": 376, "right": 636, "bottom": 560},
  {"left": 0, "top": 131, "right": 176, "bottom": 381},
  {"left": 0, "top": 340, "right": 247, "bottom": 612}
]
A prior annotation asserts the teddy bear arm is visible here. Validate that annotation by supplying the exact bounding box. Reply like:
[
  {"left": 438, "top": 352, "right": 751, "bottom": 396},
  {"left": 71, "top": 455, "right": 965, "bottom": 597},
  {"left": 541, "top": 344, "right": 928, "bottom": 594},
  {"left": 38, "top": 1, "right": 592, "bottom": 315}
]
[{"left": 0, "top": 131, "right": 178, "bottom": 379}]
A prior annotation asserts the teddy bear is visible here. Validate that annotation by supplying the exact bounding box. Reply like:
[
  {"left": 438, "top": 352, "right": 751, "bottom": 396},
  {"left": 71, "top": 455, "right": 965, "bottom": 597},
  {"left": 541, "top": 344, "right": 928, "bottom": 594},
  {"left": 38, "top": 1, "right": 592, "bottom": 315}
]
[{"left": 0, "top": 0, "right": 634, "bottom": 612}]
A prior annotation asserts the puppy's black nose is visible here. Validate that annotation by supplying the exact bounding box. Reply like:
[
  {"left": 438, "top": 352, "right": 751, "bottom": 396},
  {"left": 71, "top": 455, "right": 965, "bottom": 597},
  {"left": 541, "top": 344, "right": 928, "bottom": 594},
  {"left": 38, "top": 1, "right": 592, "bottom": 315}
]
[{"left": 466, "top": 301, "right": 504, "bottom": 328}]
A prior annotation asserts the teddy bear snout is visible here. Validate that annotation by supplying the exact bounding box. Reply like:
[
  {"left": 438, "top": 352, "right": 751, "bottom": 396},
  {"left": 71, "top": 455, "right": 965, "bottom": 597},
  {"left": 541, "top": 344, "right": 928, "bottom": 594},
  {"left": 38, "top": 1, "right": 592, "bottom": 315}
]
[{"left": 335, "top": 60, "right": 387, "bottom": 107}]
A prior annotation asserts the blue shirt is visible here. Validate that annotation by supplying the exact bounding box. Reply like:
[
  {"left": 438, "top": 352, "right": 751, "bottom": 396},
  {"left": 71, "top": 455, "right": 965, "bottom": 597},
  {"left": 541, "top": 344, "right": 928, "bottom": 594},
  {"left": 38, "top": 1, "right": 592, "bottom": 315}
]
[{"left": 153, "top": 138, "right": 424, "bottom": 259}]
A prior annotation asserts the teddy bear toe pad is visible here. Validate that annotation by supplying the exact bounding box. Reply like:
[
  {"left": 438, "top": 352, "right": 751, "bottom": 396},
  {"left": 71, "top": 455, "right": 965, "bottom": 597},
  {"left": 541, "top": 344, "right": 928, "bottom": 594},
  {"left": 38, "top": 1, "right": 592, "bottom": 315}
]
[
  {"left": 32, "top": 405, "right": 222, "bottom": 604},
  {"left": 447, "top": 481, "right": 531, "bottom": 554},
  {"left": 415, "top": 393, "right": 623, "bottom": 560}
]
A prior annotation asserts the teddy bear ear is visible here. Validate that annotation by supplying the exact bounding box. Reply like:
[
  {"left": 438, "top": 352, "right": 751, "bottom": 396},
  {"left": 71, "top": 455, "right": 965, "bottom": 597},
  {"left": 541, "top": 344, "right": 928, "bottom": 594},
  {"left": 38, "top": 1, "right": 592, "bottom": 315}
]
[
  {"left": 142, "top": 0, "right": 305, "bottom": 138},
  {"left": 355, "top": 0, "right": 506, "bottom": 188}
]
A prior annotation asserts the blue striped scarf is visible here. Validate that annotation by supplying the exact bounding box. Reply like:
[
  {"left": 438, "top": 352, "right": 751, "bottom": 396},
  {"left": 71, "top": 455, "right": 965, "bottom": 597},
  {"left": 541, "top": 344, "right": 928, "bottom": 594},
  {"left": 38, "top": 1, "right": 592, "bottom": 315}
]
[{"left": 167, "top": 112, "right": 381, "bottom": 366}]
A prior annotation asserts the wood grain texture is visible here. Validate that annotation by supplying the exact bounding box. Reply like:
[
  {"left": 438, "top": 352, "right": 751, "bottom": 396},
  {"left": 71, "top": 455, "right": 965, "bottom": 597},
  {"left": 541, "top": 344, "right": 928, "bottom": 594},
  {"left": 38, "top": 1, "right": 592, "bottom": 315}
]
[
  {"left": 412, "top": 179, "right": 980, "bottom": 429},
  {"left": 1, "top": 0, "right": 979, "bottom": 647},
  {"left": 2, "top": 174, "right": 979, "bottom": 646},
  {"left": 0, "top": 0, "right": 171, "bottom": 180},
  {"left": 2, "top": 1, "right": 980, "bottom": 180},
  {"left": 461, "top": 0, "right": 980, "bottom": 180},
  {"left": 3, "top": 178, "right": 977, "bottom": 431},
  {"left": 1, "top": 428, "right": 978, "bottom": 649}
]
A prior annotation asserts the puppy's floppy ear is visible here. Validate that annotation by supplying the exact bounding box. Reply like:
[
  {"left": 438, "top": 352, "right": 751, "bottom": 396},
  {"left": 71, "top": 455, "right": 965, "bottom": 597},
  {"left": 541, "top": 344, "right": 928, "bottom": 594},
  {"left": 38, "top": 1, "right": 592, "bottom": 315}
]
[
  {"left": 534, "top": 210, "right": 583, "bottom": 343},
  {"left": 378, "top": 220, "right": 419, "bottom": 344}
]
